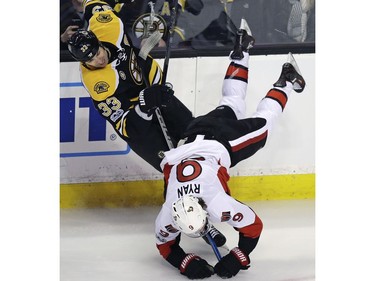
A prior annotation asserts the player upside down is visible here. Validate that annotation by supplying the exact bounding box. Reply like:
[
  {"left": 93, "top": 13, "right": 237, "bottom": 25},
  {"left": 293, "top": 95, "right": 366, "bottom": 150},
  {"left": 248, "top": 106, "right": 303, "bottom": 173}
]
[{"left": 146, "top": 20, "right": 307, "bottom": 279}]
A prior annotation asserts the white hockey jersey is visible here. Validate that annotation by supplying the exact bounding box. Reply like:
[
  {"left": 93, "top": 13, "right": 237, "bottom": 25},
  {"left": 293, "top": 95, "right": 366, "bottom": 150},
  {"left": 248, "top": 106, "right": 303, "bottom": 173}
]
[{"left": 155, "top": 137, "right": 260, "bottom": 247}]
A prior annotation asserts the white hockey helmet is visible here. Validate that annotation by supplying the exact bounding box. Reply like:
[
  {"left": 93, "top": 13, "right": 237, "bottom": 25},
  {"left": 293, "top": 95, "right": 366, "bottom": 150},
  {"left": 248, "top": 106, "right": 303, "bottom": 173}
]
[{"left": 172, "top": 196, "right": 209, "bottom": 238}]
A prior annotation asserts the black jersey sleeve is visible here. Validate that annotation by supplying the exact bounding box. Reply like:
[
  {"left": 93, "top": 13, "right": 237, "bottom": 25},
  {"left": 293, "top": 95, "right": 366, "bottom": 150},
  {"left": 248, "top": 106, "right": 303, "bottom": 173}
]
[{"left": 157, "top": 234, "right": 188, "bottom": 269}]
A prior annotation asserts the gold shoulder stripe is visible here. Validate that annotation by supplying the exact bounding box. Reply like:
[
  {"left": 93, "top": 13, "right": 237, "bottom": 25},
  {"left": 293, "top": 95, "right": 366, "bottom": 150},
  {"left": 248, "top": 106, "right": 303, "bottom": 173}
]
[{"left": 148, "top": 60, "right": 162, "bottom": 85}]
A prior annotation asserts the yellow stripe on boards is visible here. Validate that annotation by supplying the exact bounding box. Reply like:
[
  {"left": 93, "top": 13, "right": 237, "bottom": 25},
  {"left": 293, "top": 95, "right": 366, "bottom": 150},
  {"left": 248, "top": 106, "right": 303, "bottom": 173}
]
[
  {"left": 60, "top": 180, "right": 165, "bottom": 209},
  {"left": 60, "top": 174, "right": 315, "bottom": 208},
  {"left": 229, "top": 174, "right": 315, "bottom": 201}
]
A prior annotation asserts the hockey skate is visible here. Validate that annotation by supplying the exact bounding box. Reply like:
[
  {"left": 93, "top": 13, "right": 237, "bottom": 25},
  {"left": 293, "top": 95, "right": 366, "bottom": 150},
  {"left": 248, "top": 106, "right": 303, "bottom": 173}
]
[
  {"left": 202, "top": 224, "right": 227, "bottom": 247},
  {"left": 230, "top": 18, "right": 255, "bottom": 60},
  {"left": 273, "top": 52, "right": 306, "bottom": 93}
]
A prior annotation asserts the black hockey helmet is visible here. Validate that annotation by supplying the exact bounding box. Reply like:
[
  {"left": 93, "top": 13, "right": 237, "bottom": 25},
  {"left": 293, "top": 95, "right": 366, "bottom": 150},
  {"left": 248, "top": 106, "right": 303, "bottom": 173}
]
[{"left": 67, "top": 30, "right": 100, "bottom": 62}]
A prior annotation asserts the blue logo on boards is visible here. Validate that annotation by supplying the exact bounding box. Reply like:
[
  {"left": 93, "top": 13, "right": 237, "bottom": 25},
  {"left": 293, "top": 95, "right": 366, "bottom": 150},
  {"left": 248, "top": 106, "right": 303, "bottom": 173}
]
[{"left": 60, "top": 82, "right": 130, "bottom": 158}]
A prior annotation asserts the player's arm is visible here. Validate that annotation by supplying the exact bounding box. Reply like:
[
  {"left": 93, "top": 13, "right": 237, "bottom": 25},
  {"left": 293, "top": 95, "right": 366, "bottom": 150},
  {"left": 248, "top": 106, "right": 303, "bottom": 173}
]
[
  {"left": 157, "top": 234, "right": 186, "bottom": 268},
  {"left": 179, "top": 0, "right": 204, "bottom": 15},
  {"left": 112, "top": 84, "right": 171, "bottom": 140},
  {"left": 87, "top": 81, "right": 172, "bottom": 145},
  {"left": 236, "top": 213, "right": 263, "bottom": 256},
  {"left": 214, "top": 209, "right": 263, "bottom": 278},
  {"left": 157, "top": 236, "right": 214, "bottom": 279}
]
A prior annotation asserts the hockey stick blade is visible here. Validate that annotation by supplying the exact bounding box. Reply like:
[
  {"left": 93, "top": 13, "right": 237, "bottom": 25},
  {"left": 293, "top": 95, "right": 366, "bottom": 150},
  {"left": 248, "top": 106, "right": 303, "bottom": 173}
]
[
  {"left": 139, "top": 31, "right": 163, "bottom": 60},
  {"left": 287, "top": 52, "right": 302, "bottom": 76},
  {"left": 220, "top": 243, "right": 230, "bottom": 252},
  {"left": 240, "top": 18, "right": 252, "bottom": 36}
]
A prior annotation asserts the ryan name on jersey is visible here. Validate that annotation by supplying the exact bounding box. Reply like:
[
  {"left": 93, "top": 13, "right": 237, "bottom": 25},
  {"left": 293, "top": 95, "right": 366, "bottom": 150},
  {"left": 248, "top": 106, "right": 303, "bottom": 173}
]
[{"left": 176, "top": 184, "right": 201, "bottom": 198}]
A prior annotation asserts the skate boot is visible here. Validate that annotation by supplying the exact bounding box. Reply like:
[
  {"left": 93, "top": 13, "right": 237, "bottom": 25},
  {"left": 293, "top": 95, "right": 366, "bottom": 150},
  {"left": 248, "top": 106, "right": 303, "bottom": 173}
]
[
  {"left": 202, "top": 224, "right": 227, "bottom": 247},
  {"left": 273, "top": 52, "right": 306, "bottom": 93},
  {"left": 230, "top": 18, "right": 255, "bottom": 60}
]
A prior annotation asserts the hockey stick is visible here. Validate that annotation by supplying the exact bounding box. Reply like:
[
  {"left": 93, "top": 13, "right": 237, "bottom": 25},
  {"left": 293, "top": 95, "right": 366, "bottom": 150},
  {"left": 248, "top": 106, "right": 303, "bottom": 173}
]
[
  {"left": 205, "top": 232, "right": 222, "bottom": 261},
  {"left": 154, "top": 107, "right": 174, "bottom": 150},
  {"left": 138, "top": 30, "right": 163, "bottom": 61},
  {"left": 140, "top": 0, "right": 185, "bottom": 150},
  {"left": 138, "top": 31, "right": 174, "bottom": 150},
  {"left": 143, "top": 0, "right": 182, "bottom": 150},
  {"left": 161, "top": 0, "right": 180, "bottom": 85},
  {"left": 149, "top": 0, "right": 181, "bottom": 150}
]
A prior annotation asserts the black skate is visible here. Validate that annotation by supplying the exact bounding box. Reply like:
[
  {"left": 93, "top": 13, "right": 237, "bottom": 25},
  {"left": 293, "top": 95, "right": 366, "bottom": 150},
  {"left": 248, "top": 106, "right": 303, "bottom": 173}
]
[
  {"left": 273, "top": 52, "right": 306, "bottom": 93},
  {"left": 202, "top": 224, "right": 227, "bottom": 247},
  {"left": 230, "top": 18, "right": 255, "bottom": 60}
]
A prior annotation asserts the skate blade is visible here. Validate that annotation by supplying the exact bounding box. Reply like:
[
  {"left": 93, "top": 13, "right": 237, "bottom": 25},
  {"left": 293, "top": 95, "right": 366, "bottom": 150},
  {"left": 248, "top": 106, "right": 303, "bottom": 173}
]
[
  {"left": 287, "top": 52, "right": 302, "bottom": 76},
  {"left": 240, "top": 18, "right": 252, "bottom": 36}
]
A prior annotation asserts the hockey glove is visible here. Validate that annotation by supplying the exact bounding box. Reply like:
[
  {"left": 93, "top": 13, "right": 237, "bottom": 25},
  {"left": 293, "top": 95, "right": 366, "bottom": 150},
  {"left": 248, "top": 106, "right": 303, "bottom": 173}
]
[
  {"left": 185, "top": 0, "right": 204, "bottom": 15},
  {"left": 214, "top": 247, "right": 250, "bottom": 278},
  {"left": 138, "top": 84, "right": 174, "bottom": 116},
  {"left": 180, "top": 254, "right": 214, "bottom": 279}
]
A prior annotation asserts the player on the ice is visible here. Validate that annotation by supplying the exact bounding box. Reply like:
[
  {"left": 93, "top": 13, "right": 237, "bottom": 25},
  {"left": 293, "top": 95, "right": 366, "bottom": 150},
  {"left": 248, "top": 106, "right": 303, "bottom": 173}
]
[{"left": 152, "top": 19, "right": 306, "bottom": 279}]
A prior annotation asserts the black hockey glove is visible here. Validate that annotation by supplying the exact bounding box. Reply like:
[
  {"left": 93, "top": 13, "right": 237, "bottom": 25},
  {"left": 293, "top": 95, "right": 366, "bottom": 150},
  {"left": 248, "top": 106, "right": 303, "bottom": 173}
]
[
  {"left": 185, "top": 0, "right": 204, "bottom": 15},
  {"left": 179, "top": 254, "right": 214, "bottom": 279},
  {"left": 214, "top": 247, "right": 250, "bottom": 278},
  {"left": 138, "top": 84, "right": 174, "bottom": 116}
]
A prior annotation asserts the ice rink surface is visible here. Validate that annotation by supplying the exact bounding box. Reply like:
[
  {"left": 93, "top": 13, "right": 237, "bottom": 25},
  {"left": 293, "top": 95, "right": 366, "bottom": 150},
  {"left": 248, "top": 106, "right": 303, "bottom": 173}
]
[{"left": 61, "top": 199, "right": 315, "bottom": 281}]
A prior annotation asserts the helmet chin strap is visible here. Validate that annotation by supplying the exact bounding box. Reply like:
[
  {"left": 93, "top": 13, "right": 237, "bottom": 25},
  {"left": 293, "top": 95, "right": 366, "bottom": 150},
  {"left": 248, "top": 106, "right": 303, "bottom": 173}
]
[
  {"left": 201, "top": 220, "right": 211, "bottom": 236},
  {"left": 102, "top": 44, "right": 111, "bottom": 62}
]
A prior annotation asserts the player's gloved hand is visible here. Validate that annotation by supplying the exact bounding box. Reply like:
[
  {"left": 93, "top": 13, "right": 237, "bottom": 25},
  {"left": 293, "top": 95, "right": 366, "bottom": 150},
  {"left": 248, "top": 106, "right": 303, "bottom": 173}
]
[
  {"left": 179, "top": 254, "right": 214, "bottom": 279},
  {"left": 138, "top": 84, "right": 174, "bottom": 116},
  {"left": 214, "top": 247, "right": 250, "bottom": 278},
  {"left": 185, "top": 0, "right": 204, "bottom": 15}
]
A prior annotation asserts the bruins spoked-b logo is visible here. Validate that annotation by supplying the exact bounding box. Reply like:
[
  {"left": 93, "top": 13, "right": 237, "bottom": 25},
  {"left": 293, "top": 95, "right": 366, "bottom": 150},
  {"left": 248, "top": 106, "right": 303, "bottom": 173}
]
[
  {"left": 96, "top": 13, "right": 113, "bottom": 23},
  {"left": 129, "top": 51, "right": 142, "bottom": 85},
  {"left": 94, "top": 81, "right": 110, "bottom": 94},
  {"left": 132, "top": 13, "right": 167, "bottom": 39}
]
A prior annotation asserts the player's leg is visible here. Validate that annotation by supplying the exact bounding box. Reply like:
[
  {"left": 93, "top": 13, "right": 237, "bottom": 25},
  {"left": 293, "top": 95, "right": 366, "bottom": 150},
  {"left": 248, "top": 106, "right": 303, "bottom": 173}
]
[
  {"left": 181, "top": 19, "right": 255, "bottom": 135},
  {"left": 219, "top": 19, "right": 255, "bottom": 120},
  {"left": 160, "top": 94, "right": 195, "bottom": 145},
  {"left": 228, "top": 52, "right": 306, "bottom": 166},
  {"left": 251, "top": 52, "right": 306, "bottom": 134}
]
